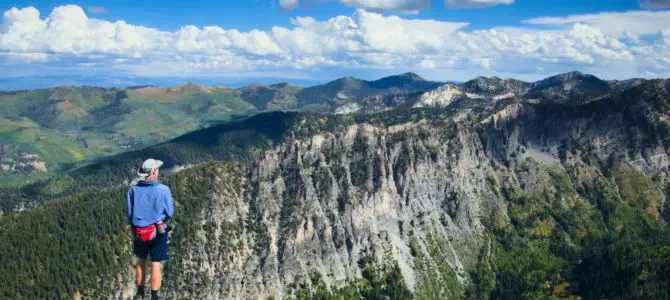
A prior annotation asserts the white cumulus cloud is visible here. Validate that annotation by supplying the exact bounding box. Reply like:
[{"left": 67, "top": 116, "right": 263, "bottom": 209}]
[
  {"left": 0, "top": 51, "right": 49, "bottom": 62},
  {"left": 283, "top": 0, "right": 510, "bottom": 11},
  {"left": 524, "top": 10, "right": 670, "bottom": 37},
  {"left": 1, "top": 5, "right": 670, "bottom": 81}
]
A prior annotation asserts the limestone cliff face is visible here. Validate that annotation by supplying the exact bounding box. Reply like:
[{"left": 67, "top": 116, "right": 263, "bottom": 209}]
[
  {"left": 163, "top": 118, "right": 493, "bottom": 299},
  {"left": 478, "top": 85, "right": 669, "bottom": 175},
  {"left": 158, "top": 79, "right": 668, "bottom": 299}
]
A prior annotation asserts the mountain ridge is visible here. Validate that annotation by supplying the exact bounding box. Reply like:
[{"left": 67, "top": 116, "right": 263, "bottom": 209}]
[
  {"left": 0, "top": 71, "right": 664, "bottom": 188},
  {"left": 2, "top": 74, "right": 667, "bottom": 213}
]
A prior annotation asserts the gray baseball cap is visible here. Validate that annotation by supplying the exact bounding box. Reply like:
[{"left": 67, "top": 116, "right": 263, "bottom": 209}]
[{"left": 137, "top": 158, "right": 163, "bottom": 176}]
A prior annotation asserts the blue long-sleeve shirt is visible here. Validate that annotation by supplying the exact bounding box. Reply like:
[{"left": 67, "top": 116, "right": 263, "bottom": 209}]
[{"left": 126, "top": 180, "right": 174, "bottom": 228}]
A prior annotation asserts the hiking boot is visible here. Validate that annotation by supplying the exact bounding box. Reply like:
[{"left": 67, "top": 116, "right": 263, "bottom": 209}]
[{"left": 132, "top": 292, "right": 145, "bottom": 300}]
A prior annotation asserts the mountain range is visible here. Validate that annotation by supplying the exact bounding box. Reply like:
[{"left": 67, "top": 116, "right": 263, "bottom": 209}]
[
  {"left": 0, "top": 71, "right": 668, "bottom": 299},
  {"left": 0, "top": 72, "right": 442, "bottom": 186},
  {"left": 0, "top": 71, "right": 645, "bottom": 187}
]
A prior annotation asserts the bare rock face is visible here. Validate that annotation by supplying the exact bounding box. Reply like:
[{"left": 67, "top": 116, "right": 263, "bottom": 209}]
[
  {"left": 414, "top": 85, "right": 464, "bottom": 108},
  {"left": 162, "top": 119, "right": 494, "bottom": 299},
  {"left": 0, "top": 144, "right": 47, "bottom": 175}
]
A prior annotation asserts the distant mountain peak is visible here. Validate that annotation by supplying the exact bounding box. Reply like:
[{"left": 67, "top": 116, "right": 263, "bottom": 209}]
[
  {"left": 167, "top": 82, "right": 215, "bottom": 93},
  {"left": 537, "top": 71, "right": 603, "bottom": 83},
  {"left": 182, "top": 82, "right": 202, "bottom": 89},
  {"left": 328, "top": 77, "right": 364, "bottom": 89},
  {"left": 268, "top": 82, "right": 301, "bottom": 93},
  {"left": 126, "top": 85, "right": 154, "bottom": 90},
  {"left": 461, "top": 75, "right": 529, "bottom": 96},
  {"left": 529, "top": 71, "right": 610, "bottom": 101},
  {"left": 470, "top": 76, "right": 496, "bottom": 85},
  {"left": 0, "top": 90, "right": 28, "bottom": 96},
  {"left": 546, "top": 71, "right": 598, "bottom": 82},
  {"left": 375, "top": 72, "right": 425, "bottom": 83},
  {"left": 398, "top": 72, "right": 424, "bottom": 81},
  {"left": 247, "top": 83, "right": 266, "bottom": 88},
  {"left": 269, "top": 82, "right": 293, "bottom": 89}
]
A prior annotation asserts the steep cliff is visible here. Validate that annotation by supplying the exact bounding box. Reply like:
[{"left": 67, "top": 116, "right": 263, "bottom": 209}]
[{"left": 161, "top": 118, "right": 490, "bottom": 299}]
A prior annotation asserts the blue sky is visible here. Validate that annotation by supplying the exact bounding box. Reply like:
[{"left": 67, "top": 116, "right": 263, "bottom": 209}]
[
  {"left": 0, "top": 0, "right": 669, "bottom": 89},
  {"left": 0, "top": 0, "right": 644, "bottom": 31}
]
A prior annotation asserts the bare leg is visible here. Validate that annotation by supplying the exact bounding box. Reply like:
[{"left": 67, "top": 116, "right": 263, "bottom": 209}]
[
  {"left": 136, "top": 259, "right": 147, "bottom": 286},
  {"left": 151, "top": 262, "right": 161, "bottom": 291}
]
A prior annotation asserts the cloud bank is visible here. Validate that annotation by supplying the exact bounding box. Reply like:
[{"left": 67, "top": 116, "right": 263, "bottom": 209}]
[
  {"left": 640, "top": 0, "right": 670, "bottom": 9},
  {"left": 282, "top": 0, "right": 512, "bottom": 11},
  {"left": 524, "top": 10, "right": 670, "bottom": 37},
  {"left": 444, "top": 0, "right": 514, "bottom": 8},
  {"left": 1, "top": 5, "right": 669, "bottom": 81}
]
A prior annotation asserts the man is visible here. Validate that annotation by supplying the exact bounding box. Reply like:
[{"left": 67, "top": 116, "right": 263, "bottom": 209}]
[{"left": 127, "top": 158, "right": 174, "bottom": 300}]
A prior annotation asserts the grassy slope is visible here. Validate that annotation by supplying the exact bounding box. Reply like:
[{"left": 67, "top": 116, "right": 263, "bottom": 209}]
[
  {"left": 0, "top": 87, "right": 258, "bottom": 187},
  {"left": 0, "top": 111, "right": 309, "bottom": 213},
  {"left": 0, "top": 118, "right": 90, "bottom": 174}
]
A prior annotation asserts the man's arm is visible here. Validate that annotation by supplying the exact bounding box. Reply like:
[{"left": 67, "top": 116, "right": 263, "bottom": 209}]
[
  {"left": 126, "top": 188, "right": 134, "bottom": 225},
  {"left": 164, "top": 188, "right": 174, "bottom": 221}
]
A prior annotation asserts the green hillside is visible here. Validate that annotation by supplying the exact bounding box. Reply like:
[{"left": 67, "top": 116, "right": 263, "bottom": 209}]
[
  {"left": 0, "top": 84, "right": 257, "bottom": 186},
  {"left": 0, "top": 111, "right": 333, "bottom": 213}
]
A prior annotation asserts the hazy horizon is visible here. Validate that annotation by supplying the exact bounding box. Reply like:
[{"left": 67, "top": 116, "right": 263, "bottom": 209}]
[{"left": 1, "top": 69, "right": 665, "bottom": 91}]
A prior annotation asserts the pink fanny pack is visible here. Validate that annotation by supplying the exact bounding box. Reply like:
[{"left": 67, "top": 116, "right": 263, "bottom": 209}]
[{"left": 132, "top": 221, "right": 165, "bottom": 242}]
